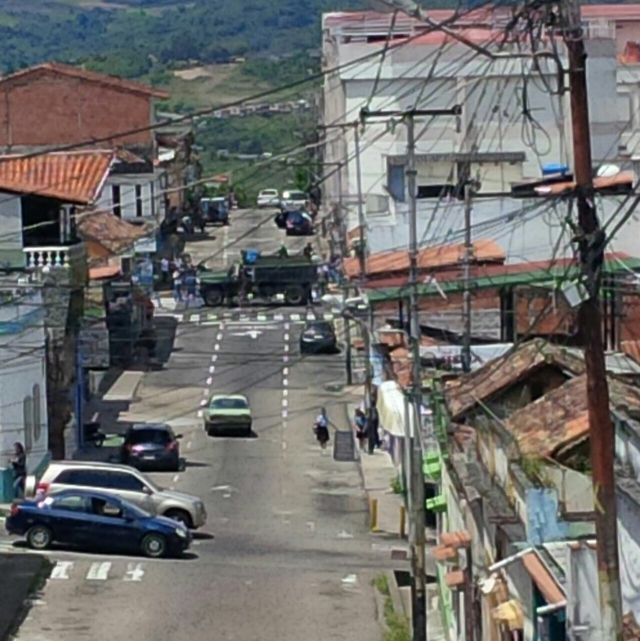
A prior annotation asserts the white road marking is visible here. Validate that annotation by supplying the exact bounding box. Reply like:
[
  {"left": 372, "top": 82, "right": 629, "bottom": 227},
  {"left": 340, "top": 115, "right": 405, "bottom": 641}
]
[
  {"left": 124, "top": 563, "right": 145, "bottom": 582},
  {"left": 173, "top": 474, "right": 180, "bottom": 482},
  {"left": 200, "top": 400, "right": 207, "bottom": 407},
  {"left": 51, "top": 561, "right": 73, "bottom": 580},
  {"left": 214, "top": 344, "right": 220, "bottom": 351},
  {"left": 290, "top": 314, "right": 300, "bottom": 321},
  {"left": 282, "top": 410, "right": 288, "bottom": 418},
  {"left": 257, "top": 314, "right": 266, "bottom": 321},
  {"left": 211, "top": 485, "right": 235, "bottom": 492},
  {"left": 283, "top": 378, "right": 288, "bottom": 386},
  {"left": 275, "top": 314, "right": 284, "bottom": 321},
  {"left": 283, "top": 355, "right": 289, "bottom": 363},
  {"left": 199, "top": 321, "right": 219, "bottom": 327},
  {"left": 282, "top": 399, "right": 288, "bottom": 407},
  {"left": 284, "top": 344, "right": 289, "bottom": 352},
  {"left": 216, "top": 333, "right": 223, "bottom": 341},
  {"left": 342, "top": 574, "right": 358, "bottom": 586},
  {"left": 86, "top": 562, "right": 111, "bottom": 581},
  {"left": 337, "top": 530, "right": 354, "bottom": 539},
  {"left": 91, "top": 412, "right": 99, "bottom": 422},
  {"left": 283, "top": 389, "right": 288, "bottom": 397},
  {"left": 209, "top": 365, "right": 215, "bottom": 373},
  {"left": 284, "top": 333, "right": 290, "bottom": 341},
  {"left": 223, "top": 493, "right": 231, "bottom": 499},
  {"left": 203, "top": 389, "right": 209, "bottom": 396},
  {"left": 212, "top": 354, "right": 218, "bottom": 361},
  {"left": 206, "top": 377, "right": 213, "bottom": 385},
  {"left": 197, "top": 410, "right": 203, "bottom": 418},
  {"left": 307, "top": 521, "right": 316, "bottom": 532},
  {"left": 208, "top": 314, "right": 218, "bottom": 320},
  {"left": 186, "top": 441, "right": 192, "bottom": 450},
  {"left": 323, "top": 313, "right": 334, "bottom": 320},
  {"left": 283, "top": 367, "right": 289, "bottom": 376},
  {"left": 284, "top": 322, "right": 291, "bottom": 330}
]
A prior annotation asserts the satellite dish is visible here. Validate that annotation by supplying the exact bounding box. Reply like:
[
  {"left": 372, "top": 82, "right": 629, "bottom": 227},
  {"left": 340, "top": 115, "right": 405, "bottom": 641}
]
[{"left": 597, "top": 164, "right": 621, "bottom": 178}]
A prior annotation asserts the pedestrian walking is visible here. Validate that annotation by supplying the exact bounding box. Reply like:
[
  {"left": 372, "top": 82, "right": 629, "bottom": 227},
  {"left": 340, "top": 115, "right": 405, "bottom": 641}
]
[
  {"left": 184, "top": 269, "right": 198, "bottom": 308},
  {"left": 354, "top": 409, "right": 367, "bottom": 450},
  {"left": 10, "top": 442, "right": 26, "bottom": 499},
  {"left": 172, "top": 269, "right": 183, "bottom": 302},
  {"left": 160, "top": 257, "right": 170, "bottom": 287},
  {"left": 313, "top": 407, "right": 330, "bottom": 450}
]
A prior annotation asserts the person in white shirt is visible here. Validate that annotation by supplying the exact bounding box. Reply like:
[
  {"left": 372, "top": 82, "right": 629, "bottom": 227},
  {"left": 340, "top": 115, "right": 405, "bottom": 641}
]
[{"left": 314, "top": 408, "right": 330, "bottom": 449}]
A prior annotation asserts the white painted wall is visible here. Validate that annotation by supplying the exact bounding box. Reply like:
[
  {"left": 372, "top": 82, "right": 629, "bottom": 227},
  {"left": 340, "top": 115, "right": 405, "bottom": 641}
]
[
  {"left": 0, "top": 192, "right": 24, "bottom": 268},
  {"left": 96, "top": 172, "right": 167, "bottom": 222}
]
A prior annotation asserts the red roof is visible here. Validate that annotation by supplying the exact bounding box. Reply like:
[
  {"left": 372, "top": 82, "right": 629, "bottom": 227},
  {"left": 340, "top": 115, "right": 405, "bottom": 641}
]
[
  {"left": 0, "top": 62, "right": 168, "bottom": 99},
  {"left": 0, "top": 150, "right": 114, "bottom": 204},
  {"left": 344, "top": 239, "right": 504, "bottom": 279}
]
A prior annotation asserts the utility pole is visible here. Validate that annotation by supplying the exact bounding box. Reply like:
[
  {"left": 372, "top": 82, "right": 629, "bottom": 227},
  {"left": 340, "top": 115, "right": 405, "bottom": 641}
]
[
  {"left": 461, "top": 183, "right": 473, "bottom": 374},
  {"left": 561, "top": 0, "right": 624, "bottom": 637},
  {"left": 353, "top": 124, "right": 366, "bottom": 278}
]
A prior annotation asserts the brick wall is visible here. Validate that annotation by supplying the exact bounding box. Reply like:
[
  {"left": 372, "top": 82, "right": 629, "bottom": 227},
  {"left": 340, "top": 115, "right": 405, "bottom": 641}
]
[{"left": 0, "top": 71, "right": 154, "bottom": 149}]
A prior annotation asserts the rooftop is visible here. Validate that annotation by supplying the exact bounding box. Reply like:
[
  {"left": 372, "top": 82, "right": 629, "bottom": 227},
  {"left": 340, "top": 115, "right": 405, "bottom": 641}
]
[
  {"left": 0, "top": 62, "right": 168, "bottom": 99},
  {"left": 0, "top": 150, "right": 114, "bottom": 204},
  {"left": 444, "top": 338, "right": 586, "bottom": 420},
  {"left": 77, "top": 211, "right": 150, "bottom": 255}
]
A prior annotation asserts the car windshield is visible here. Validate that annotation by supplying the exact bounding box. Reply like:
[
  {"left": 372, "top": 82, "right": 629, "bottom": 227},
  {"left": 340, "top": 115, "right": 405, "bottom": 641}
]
[
  {"left": 287, "top": 192, "right": 306, "bottom": 200},
  {"left": 128, "top": 428, "right": 172, "bottom": 445},
  {"left": 211, "top": 397, "right": 248, "bottom": 410},
  {"left": 261, "top": 190, "right": 277, "bottom": 196},
  {"left": 306, "top": 322, "right": 332, "bottom": 333}
]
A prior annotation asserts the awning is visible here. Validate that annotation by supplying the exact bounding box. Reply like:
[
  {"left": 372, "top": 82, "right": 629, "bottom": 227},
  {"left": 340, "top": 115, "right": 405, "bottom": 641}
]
[{"left": 376, "top": 380, "right": 415, "bottom": 437}]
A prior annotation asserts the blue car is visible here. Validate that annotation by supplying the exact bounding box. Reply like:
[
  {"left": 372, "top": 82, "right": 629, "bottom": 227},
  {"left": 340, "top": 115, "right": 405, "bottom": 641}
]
[
  {"left": 285, "top": 211, "right": 313, "bottom": 236},
  {"left": 6, "top": 490, "right": 192, "bottom": 558}
]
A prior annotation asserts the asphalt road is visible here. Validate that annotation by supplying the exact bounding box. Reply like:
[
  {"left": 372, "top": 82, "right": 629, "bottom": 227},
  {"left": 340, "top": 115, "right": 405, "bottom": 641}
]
[{"left": 6, "top": 210, "right": 393, "bottom": 641}]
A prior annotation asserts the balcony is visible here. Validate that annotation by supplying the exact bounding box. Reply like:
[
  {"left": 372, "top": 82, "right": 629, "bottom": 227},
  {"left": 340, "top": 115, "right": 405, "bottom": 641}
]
[
  {"left": 23, "top": 243, "right": 87, "bottom": 288},
  {"left": 24, "top": 247, "right": 73, "bottom": 269}
]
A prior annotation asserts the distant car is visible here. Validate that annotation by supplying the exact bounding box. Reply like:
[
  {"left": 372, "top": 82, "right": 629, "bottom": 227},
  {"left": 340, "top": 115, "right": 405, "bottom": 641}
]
[
  {"left": 204, "top": 395, "right": 252, "bottom": 436},
  {"left": 285, "top": 211, "right": 314, "bottom": 236},
  {"left": 201, "top": 197, "right": 229, "bottom": 225},
  {"left": 120, "top": 423, "right": 181, "bottom": 472},
  {"left": 257, "top": 189, "right": 280, "bottom": 208},
  {"left": 34, "top": 461, "right": 206, "bottom": 529},
  {"left": 280, "top": 190, "right": 308, "bottom": 212},
  {"left": 299, "top": 320, "right": 338, "bottom": 354},
  {"left": 6, "top": 490, "right": 191, "bottom": 558}
]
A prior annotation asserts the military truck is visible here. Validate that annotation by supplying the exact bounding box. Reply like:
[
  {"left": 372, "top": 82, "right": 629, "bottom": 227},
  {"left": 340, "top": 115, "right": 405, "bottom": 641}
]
[{"left": 198, "top": 251, "right": 320, "bottom": 306}]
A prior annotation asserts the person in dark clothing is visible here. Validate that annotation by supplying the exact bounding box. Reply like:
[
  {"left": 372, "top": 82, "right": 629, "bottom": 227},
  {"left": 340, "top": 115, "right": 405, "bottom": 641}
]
[
  {"left": 314, "top": 408, "right": 330, "bottom": 450},
  {"left": 10, "top": 442, "right": 26, "bottom": 499},
  {"left": 354, "top": 409, "right": 367, "bottom": 450},
  {"left": 303, "top": 243, "right": 314, "bottom": 259}
]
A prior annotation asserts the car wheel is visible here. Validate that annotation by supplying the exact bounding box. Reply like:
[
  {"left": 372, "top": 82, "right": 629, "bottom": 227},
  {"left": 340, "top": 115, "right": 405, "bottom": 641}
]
[
  {"left": 204, "top": 288, "right": 224, "bottom": 306},
  {"left": 27, "top": 525, "right": 53, "bottom": 550},
  {"left": 285, "top": 286, "right": 305, "bottom": 305},
  {"left": 141, "top": 533, "right": 168, "bottom": 558},
  {"left": 164, "top": 509, "right": 193, "bottom": 529}
]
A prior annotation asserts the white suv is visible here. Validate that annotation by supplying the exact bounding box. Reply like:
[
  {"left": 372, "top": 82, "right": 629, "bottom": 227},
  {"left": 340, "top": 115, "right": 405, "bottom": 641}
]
[
  {"left": 32, "top": 461, "right": 207, "bottom": 529},
  {"left": 257, "top": 189, "right": 280, "bottom": 208}
]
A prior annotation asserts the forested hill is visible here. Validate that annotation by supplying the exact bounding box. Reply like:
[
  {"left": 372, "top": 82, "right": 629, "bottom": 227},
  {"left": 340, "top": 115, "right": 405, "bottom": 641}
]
[{"left": 0, "top": 0, "right": 366, "bottom": 77}]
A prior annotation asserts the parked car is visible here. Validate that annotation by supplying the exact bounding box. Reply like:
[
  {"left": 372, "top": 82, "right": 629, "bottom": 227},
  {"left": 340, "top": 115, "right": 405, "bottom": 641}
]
[
  {"left": 204, "top": 395, "right": 252, "bottom": 436},
  {"left": 257, "top": 189, "right": 280, "bottom": 208},
  {"left": 121, "top": 423, "right": 181, "bottom": 472},
  {"left": 200, "top": 197, "right": 229, "bottom": 225},
  {"left": 285, "top": 211, "right": 314, "bottom": 236},
  {"left": 6, "top": 490, "right": 191, "bottom": 558},
  {"left": 280, "top": 190, "right": 308, "bottom": 212},
  {"left": 299, "top": 320, "right": 338, "bottom": 354},
  {"left": 32, "top": 461, "right": 206, "bottom": 529}
]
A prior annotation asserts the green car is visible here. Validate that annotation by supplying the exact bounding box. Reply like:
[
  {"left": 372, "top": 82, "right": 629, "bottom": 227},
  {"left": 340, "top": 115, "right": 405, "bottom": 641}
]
[{"left": 204, "top": 395, "right": 252, "bottom": 436}]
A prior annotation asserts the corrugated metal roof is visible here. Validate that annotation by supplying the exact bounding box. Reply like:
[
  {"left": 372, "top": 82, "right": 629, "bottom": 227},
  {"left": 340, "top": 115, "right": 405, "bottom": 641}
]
[
  {"left": 77, "top": 211, "right": 149, "bottom": 254},
  {"left": 0, "top": 150, "right": 114, "bottom": 204},
  {"left": 0, "top": 62, "right": 168, "bottom": 99},
  {"left": 534, "top": 171, "right": 635, "bottom": 196},
  {"left": 344, "top": 239, "right": 504, "bottom": 279}
]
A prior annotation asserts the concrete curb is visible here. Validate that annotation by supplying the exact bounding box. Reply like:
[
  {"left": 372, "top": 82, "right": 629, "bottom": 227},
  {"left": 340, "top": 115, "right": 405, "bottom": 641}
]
[{"left": 387, "top": 569, "right": 407, "bottom": 618}]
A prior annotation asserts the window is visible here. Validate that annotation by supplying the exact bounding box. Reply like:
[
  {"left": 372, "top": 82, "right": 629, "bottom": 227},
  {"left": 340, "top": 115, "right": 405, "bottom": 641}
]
[
  {"left": 55, "top": 469, "right": 108, "bottom": 487},
  {"left": 112, "top": 185, "right": 122, "bottom": 218},
  {"left": 23, "top": 396, "right": 33, "bottom": 452},
  {"left": 211, "top": 398, "right": 249, "bottom": 410},
  {"left": 33, "top": 384, "right": 41, "bottom": 444},
  {"left": 128, "top": 428, "right": 172, "bottom": 446},
  {"left": 135, "top": 185, "right": 143, "bottom": 218},
  {"left": 387, "top": 164, "right": 406, "bottom": 202},
  {"left": 103, "top": 471, "right": 146, "bottom": 493},
  {"left": 53, "top": 495, "right": 89, "bottom": 513},
  {"left": 416, "top": 184, "right": 455, "bottom": 199},
  {"left": 91, "top": 497, "right": 124, "bottom": 519},
  {"left": 150, "top": 181, "right": 156, "bottom": 218}
]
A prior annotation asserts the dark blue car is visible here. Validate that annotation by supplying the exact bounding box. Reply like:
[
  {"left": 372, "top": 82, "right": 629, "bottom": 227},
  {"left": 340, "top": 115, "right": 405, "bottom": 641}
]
[{"left": 6, "top": 490, "right": 191, "bottom": 558}]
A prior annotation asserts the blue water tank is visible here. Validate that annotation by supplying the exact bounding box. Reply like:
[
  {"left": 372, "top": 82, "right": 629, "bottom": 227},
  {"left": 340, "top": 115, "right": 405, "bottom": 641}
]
[
  {"left": 244, "top": 249, "right": 260, "bottom": 264},
  {"left": 542, "top": 164, "right": 569, "bottom": 176}
]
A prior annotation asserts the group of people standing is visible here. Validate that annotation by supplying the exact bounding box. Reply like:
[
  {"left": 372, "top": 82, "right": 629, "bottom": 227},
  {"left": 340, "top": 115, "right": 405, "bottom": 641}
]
[{"left": 159, "top": 256, "right": 199, "bottom": 305}]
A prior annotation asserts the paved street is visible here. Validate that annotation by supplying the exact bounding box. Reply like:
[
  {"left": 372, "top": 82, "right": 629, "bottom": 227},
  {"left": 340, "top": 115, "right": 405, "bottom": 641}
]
[{"left": 5, "top": 209, "right": 394, "bottom": 641}]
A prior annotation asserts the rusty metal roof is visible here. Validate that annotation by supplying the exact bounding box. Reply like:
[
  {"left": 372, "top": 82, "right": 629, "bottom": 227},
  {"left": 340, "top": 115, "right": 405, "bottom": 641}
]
[
  {"left": 77, "top": 211, "right": 149, "bottom": 255},
  {"left": 444, "top": 338, "right": 586, "bottom": 420},
  {"left": 0, "top": 62, "right": 168, "bottom": 99},
  {"left": 504, "top": 375, "right": 640, "bottom": 460},
  {"left": 344, "top": 239, "right": 504, "bottom": 279},
  {"left": 0, "top": 150, "right": 114, "bottom": 204}
]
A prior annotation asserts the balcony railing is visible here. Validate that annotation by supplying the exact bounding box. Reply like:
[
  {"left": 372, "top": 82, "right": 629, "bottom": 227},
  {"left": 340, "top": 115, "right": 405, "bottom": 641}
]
[
  {"left": 22, "top": 243, "right": 87, "bottom": 287},
  {"left": 23, "top": 247, "right": 73, "bottom": 269}
]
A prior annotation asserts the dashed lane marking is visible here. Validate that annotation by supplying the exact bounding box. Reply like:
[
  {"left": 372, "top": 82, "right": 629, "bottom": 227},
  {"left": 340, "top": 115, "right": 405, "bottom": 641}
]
[
  {"left": 282, "top": 410, "right": 288, "bottom": 419},
  {"left": 214, "top": 344, "right": 220, "bottom": 351},
  {"left": 211, "top": 355, "right": 218, "bottom": 362},
  {"left": 283, "top": 389, "right": 288, "bottom": 397},
  {"left": 284, "top": 344, "right": 290, "bottom": 352},
  {"left": 209, "top": 366, "right": 215, "bottom": 374},
  {"left": 86, "top": 561, "right": 111, "bottom": 581},
  {"left": 206, "top": 377, "right": 213, "bottom": 385},
  {"left": 284, "top": 333, "right": 290, "bottom": 341},
  {"left": 283, "top": 378, "right": 288, "bottom": 386},
  {"left": 283, "top": 367, "right": 289, "bottom": 376},
  {"left": 51, "top": 561, "right": 73, "bottom": 580},
  {"left": 216, "top": 333, "right": 223, "bottom": 341},
  {"left": 282, "top": 399, "right": 288, "bottom": 407},
  {"left": 197, "top": 410, "right": 203, "bottom": 418},
  {"left": 200, "top": 400, "right": 207, "bottom": 407}
]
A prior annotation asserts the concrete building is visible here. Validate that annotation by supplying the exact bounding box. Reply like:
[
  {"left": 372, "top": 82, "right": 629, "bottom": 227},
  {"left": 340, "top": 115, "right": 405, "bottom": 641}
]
[{"left": 321, "top": 8, "right": 640, "bottom": 264}]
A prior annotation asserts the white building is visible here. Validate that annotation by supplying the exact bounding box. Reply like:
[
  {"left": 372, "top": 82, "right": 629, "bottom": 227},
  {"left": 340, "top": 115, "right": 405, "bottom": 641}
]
[
  {"left": 0, "top": 280, "right": 49, "bottom": 502},
  {"left": 321, "top": 8, "right": 640, "bottom": 263}
]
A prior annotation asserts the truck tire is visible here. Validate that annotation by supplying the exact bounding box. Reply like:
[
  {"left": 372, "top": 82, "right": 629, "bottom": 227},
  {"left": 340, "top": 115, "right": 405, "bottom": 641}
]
[
  {"left": 285, "top": 286, "right": 305, "bottom": 305},
  {"left": 204, "top": 288, "right": 224, "bottom": 306}
]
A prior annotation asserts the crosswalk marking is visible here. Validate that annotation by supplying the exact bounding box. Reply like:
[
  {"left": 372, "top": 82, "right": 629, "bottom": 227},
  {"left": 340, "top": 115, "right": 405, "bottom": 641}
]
[
  {"left": 86, "top": 561, "right": 111, "bottom": 580},
  {"left": 51, "top": 561, "right": 73, "bottom": 580},
  {"left": 158, "top": 308, "right": 335, "bottom": 325},
  {"left": 124, "top": 563, "right": 145, "bottom": 582}
]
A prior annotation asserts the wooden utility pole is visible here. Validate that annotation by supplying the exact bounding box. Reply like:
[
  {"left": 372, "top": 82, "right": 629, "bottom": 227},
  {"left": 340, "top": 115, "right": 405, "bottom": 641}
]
[{"left": 561, "top": 0, "right": 624, "bottom": 637}]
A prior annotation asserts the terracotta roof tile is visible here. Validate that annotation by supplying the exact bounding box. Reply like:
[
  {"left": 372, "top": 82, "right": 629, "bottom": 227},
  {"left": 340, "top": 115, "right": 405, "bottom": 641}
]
[
  {"left": 504, "top": 375, "right": 640, "bottom": 459},
  {"left": 77, "top": 211, "right": 149, "bottom": 255},
  {"left": 445, "top": 338, "right": 586, "bottom": 420},
  {"left": 344, "top": 239, "right": 504, "bottom": 279},
  {"left": 0, "top": 150, "right": 113, "bottom": 204},
  {"left": 0, "top": 62, "right": 168, "bottom": 99},
  {"left": 622, "top": 340, "right": 640, "bottom": 365}
]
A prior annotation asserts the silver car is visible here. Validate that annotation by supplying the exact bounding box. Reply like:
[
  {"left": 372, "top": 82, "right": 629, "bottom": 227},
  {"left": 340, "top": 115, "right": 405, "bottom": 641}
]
[
  {"left": 31, "top": 461, "right": 207, "bottom": 529},
  {"left": 280, "top": 190, "right": 308, "bottom": 211}
]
